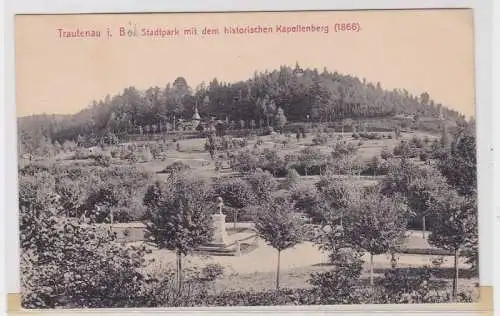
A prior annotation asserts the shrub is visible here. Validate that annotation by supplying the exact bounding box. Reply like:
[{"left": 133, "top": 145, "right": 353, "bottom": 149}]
[
  {"left": 285, "top": 168, "right": 300, "bottom": 188},
  {"left": 419, "top": 151, "right": 430, "bottom": 162},
  {"left": 73, "top": 148, "right": 91, "bottom": 160},
  {"left": 292, "top": 147, "right": 329, "bottom": 176},
  {"left": 93, "top": 153, "right": 112, "bottom": 167},
  {"left": 20, "top": 210, "right": 149, "bottom": 309},
  {"left": 393, "top": 141, "right": 419, "bottom": 158},
  {"left": 394, "top": 247, "right": 453, "bottom": 256},
  {"left": 232, "top": 149, "right": 260, "bottom": 173},
  {"left": 373, "top": 267, "right": 477, "bottom": 304},
  {"left": 161, "top": 161, "right": 191, "bottom": 174},
  {"left": 264, "top": 126, "right": 275, "bottom": 135},
  {"left": 139, "top": 267, "right": 211, "bottom": 308},
  {"left": 110, "top": 148, "right": 121, "bottom": 158},
  {"left": 308, "top": 248, "right": 365, "bottom": 305},
  {"left": 380, "top": 146, "right": 393, "bottom": 160},
  {"left": 312, "top": 133, "right": 329, "bottom": 145},
  {"left": 410, "top": 136, "right": 425, "bottom": 149},
  {"left": 127, "top": 148, "right": 153, "bottom": 163},
  {"left": 362, "top": 156, "right": 390, "bottom": 176},
  {"left": 245, "top": 169, "right": 278, "bottom": 203},
  {"left": 258, "top": 149, "right": 286, "bottom": 177},
  {"left": 200, "top": 263, "right": 225, "bottom": 281},
  {"left": 288, "top": 181, "right": 319, "bottom": 214},
  {"left": 199, "top": 288, "right": 317, "bottom": 306},
  {"left": 331, "top": 142, "right": 358, "bottom": 158},
  {"left": 377, "top": 267, "right": 433, "bottom": 304}
]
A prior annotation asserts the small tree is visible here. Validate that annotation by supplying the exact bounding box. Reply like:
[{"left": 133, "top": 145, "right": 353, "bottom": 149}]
[
  {"left": 427, "top": 191, "right": 477, "bottom": 301},
  {"left": 213, "top": 178, "right": 256, "bottom": 229},
  {"left": 394, "top": 126, "right": 402, "bottom": 139},
  {"left": 143, "top": 175, "right": 214, "bottom": 293},
  {"left": 287, "top": 180, "right": 319, "bottom": 217},
  {"left": 406, "top": 166, "right": 450, "bottom": 238},
  {"left": 254, "top": 199, "right": 303, "bottom": 290},
  {"left": 245, "top": 169, "right": 278, "bottom": 204},
  {"left": 437, "top": 124, "right": 476, "bottom": 196},
  {"left": 316, "top": 175, "right": 360, "bottom": 227},
  {"left": 296, "top": 147, "right": 325, "bottom": 176},
  {"left": 342, "top": 191, "right": 409, "bottom": 286}
]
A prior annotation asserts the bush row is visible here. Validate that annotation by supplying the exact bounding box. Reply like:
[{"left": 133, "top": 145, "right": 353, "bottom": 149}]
[
  {"left": 193, "top": 285, "right": 474, "bottom": 307},
  {"left": 231, "top": 146, "right": 392, "bottom": 178}
]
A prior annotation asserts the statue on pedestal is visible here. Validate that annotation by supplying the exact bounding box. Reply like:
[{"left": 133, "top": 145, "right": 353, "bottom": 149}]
[
  {"left": 216, "top": 196, "right": 224, "bottom": 214},
  {"left": 212, "top": 197, "right": 227, "bottom": 245}
]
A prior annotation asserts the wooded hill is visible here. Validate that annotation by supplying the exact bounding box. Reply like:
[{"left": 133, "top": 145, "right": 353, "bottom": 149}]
[{"left": 17, "top": 64, "right": 466, "bottom": 151}]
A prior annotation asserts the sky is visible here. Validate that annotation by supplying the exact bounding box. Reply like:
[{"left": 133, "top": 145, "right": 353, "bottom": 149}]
[{"left": 15, "top": 9, "right": 475, "bottom": 118}]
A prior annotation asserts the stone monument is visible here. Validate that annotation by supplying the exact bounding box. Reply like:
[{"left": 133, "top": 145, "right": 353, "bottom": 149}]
[{"left": 211, "top": 197, "right": 228, "bottom": 246}]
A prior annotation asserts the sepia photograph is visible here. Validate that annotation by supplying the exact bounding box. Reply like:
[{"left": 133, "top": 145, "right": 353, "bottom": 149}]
[{"left": 14, "top": 9, "right": 478, "bottom": 309}]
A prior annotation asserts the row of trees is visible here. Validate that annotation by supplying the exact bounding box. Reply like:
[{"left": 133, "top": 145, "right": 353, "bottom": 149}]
[{"left": 18, "top": 64, "right": 466, "bottom": 156}]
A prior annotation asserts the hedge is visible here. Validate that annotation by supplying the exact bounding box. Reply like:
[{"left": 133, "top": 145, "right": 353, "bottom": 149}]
[{"left": 394, "top": 247, "right": 453, "bottom": 256}]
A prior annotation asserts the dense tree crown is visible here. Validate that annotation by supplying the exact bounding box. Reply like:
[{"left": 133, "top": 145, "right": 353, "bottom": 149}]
[{"left": 18, "top": 66, "right": 465, "bottom": 153}]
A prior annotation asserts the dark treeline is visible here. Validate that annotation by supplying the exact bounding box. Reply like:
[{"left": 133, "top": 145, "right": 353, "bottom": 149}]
[{"left": 18, "top": 64, "right": 465, "bottom": 151}]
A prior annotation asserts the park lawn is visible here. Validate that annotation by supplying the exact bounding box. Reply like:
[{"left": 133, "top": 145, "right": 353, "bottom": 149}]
[
  {"left": 213, "top": 264, "right": 479, "bottom": 296},
  {"left": 139, "top": 228, "right": 476, "bottom": 295},
  {"left": 90, "top": 129, "right": 438, "bottom": 184}
]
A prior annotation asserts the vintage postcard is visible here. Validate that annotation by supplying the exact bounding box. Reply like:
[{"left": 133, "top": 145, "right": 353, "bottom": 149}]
[{"left": 15, "top": 9, "right": 479, "bottom": 310}]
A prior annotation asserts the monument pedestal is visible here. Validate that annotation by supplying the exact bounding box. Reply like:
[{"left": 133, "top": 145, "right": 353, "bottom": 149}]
[{"left": 211, "top": 213, "right": 228, "bottom": 246}]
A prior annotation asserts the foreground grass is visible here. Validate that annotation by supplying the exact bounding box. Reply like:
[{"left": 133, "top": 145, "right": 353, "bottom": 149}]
[{"left": 213, "top": 264, "right": 479, "bottom": 296}]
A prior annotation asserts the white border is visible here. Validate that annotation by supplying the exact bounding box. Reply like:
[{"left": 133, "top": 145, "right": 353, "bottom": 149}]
[
  {"left": 493, "top": 0, "right": 500, "bottom": 312},
  {"left": 2, "top": 1, "right": 495, "bottom": 315}
]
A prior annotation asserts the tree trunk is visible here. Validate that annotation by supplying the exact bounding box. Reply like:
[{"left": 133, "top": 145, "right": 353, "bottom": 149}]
[
  {"left": 369, "top": 252, "right": 374, "bottom": 286},
  {"left": 177, "top": 251, "right": 183, "bottom": 293},
  {"left": 452, "top": 248, "right": 459, "bottom": 301},
  {"left": 276, "top": 250, "right": 281, "bottom": 290},
  {"left": 233, "top": 209, "right": 238, "bottom": 230},
  {"left": 390, "top": 252, "right": 397, "bottom": 268},
  {"left": 422, "top": 215, "right": 426, "bottom": 239}
]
